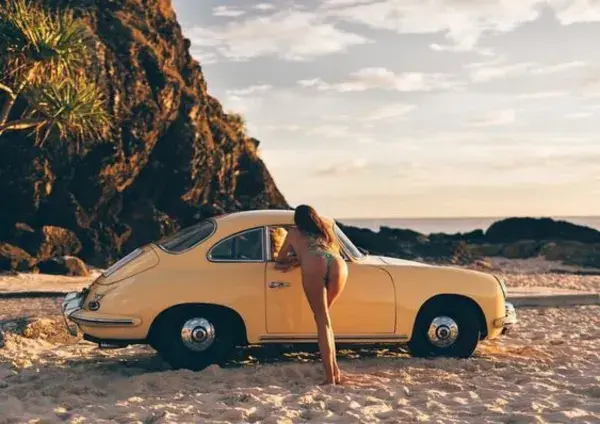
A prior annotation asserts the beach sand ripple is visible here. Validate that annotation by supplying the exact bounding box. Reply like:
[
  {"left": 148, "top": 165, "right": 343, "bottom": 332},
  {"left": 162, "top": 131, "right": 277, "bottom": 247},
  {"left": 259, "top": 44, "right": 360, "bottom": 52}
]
[{"left": 1, "top": 299, "right": 599, "bottom": 423}]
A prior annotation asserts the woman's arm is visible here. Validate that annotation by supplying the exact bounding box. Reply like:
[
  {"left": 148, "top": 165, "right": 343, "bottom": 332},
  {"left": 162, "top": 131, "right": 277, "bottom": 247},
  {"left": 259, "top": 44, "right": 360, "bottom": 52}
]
[{"left": 274, "top": 231, "right": 300, "bottom": 271}]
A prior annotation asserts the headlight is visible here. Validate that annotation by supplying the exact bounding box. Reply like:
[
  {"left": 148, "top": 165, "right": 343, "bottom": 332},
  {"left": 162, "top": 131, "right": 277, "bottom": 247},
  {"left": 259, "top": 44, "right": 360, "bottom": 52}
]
[{"left": 102, "top": 248, "right": 144, "bottom": 278}]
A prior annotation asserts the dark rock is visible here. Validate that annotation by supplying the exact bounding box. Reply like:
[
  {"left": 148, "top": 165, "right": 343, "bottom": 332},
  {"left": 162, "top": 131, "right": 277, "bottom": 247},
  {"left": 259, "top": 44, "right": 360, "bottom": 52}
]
[
  {"left": 336, "top": 224, "right": 423, "bottom": 258},
  {"left": 466, "top": 258, "right": 500, "bottom": 272},
  {"left": 378, "top": 226, "right": 429, "bottom": 244},
  {"left": 429, "top": 229, "right": 485, "bottom": 243},
  {"left": 37, "top": 256, "right": 90, "bottom": 277},
  {"left": 485, "top": 217, "right": 600, "bottom": 244},
  {"left": 7, "top": 224, "right": 82, "bottom": 261},
  {"left": 0, "top": 0, "right": 287, "bottom": 269},
  {"left": 540, "top": 242, "right": 600, "bottom": 268},
  {"left": 0, "top": 243, "right": 36, "bottom": 272},
  {"left": 467, "top": 244, "right": 504, "bottom": 258},
  {"left": 499, "top": 240, "right": 541, "bottom": 259},
  {"left": 37, "top": 226, "right": 82, "bottom": 261}
]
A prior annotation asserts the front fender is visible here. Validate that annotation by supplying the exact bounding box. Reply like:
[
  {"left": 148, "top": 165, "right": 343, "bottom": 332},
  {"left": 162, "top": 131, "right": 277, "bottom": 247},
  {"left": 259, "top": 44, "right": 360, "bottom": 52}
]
[{"left": 382, "top": 265, "right": 504, "bottom": 339}]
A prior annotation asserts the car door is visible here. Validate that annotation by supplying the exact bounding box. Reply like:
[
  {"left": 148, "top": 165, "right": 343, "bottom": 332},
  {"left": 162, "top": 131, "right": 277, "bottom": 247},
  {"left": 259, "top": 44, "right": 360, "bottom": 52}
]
[
  {"left": 264, "top": 225, "right": 396, "bottom": 337},
  {"left": 206, "top": 226, "right": 268, "bottom": 335}
]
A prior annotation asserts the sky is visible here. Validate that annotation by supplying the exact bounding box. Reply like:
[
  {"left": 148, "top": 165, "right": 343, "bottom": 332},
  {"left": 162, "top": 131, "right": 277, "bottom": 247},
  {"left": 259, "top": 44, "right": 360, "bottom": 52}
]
[{"left": 171, "top": 0, "right": 600, "bottom": 219}]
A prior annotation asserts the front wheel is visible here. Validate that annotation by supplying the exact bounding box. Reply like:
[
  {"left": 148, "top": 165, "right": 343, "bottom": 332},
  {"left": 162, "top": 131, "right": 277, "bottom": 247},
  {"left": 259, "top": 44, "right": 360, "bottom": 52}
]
[
  {"left": 151, "top": 308, "right": 235, "bottom": 371},
  {"left": 407, "top": 300, "right": 481, "bottom": 358}
]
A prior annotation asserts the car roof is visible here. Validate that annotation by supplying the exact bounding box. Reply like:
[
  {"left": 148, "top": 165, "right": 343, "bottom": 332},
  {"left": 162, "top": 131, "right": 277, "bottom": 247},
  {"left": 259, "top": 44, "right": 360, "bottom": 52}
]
[
  {"left": 213, "top": 209, "right": 294, "bottom": 229},
  {"left": 211, "top": 209, "right": 336, "bottom": 232}
]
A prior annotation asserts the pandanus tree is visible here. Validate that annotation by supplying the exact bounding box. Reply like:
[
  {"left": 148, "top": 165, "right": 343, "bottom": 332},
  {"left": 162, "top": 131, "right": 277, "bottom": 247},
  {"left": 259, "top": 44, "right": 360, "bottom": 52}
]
[{"left": 0, "top": 0, "right": 111, "bottom": 150}]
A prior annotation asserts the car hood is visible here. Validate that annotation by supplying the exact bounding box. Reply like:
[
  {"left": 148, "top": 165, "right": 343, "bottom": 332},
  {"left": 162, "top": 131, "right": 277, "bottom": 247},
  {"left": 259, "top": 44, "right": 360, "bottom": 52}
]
[{"left": 362, "top": 255, "right": 432, "bottom": 267}]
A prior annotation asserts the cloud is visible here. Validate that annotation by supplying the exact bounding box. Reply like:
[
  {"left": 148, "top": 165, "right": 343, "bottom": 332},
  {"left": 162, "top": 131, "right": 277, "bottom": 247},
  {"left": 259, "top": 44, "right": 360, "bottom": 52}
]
[
  {"left": 430, "top": 43, "right": 494, "bottom": 56},
  {"left": 565, "top": 112, "right": 593, "bottom": 119},
  {"left": 467, "top": 109, "right": 516, "bottom": 127},
  {"left": 316, "top": 159, "right": 369, "bottom": 176},
  {"left": 222, "top": 94, "right": 264, "bottom": 114},
  {"left": 320, "top": 0, "right": 543, "bottom": 52},
  {"left": 263, "top": 124, "right": 303, "bottom": 132},
  {"left": 298, "top": 67, "right": 463, "bottom": 92},
  {"left": 466, "top": 57, "right": 586, "bottom": 82},
  {"left": 308, "top": 124, "right": 352, "bottom": 138},
  {"left": 186, "top": 10, "right": 369, "bottom": 62},
  {"left": 226, "top": 84, "right": 273, "bottom": 96},
  {"left": 189, "top": 47, "right": 219, "bottom": 65},
  {"left": 550, "top": 0, "right": 600, "bottom": 24},
  {"left": 361, "top": 103, "right": 417, "bottom": 121},
  {"left": 531, "top": 61, "right": 586, "bottom": 75},
  {"left": 320, "top": 0, "right": 600, "bottom": 53},
  {"left": 581, "top": 77, "right": 600, "bottom": 98},
  {"left": 253, "top": 3, "right": 276, "bottom": 11},
  {"left": 516, "top": 91, "right": 569, "bottom": 100},
  {"left": 212, "top": 5, "right": 245, "bottom": 17},
  {"left": 466, "top": 61, "right": 534, "bottom": 83}
]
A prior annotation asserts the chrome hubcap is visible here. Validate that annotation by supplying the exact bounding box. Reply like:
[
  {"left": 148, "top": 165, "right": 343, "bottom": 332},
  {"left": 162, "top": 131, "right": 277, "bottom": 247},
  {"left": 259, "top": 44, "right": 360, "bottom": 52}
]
[
  {"left": 427, "top": 316, "right": 459, "bottom": 348},
  {"left": 181, "top": 318, "right": 215, "bottom": 352}
]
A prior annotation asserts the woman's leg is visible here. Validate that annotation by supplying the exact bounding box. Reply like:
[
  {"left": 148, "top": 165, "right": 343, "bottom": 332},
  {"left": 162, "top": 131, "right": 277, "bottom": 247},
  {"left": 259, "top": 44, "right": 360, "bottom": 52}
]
[
  {"left": 326, "top": 258, "right": 348, "bottom": 384},
  {"left": 302, "top": 259, "right": 336, "bottom": 384}
]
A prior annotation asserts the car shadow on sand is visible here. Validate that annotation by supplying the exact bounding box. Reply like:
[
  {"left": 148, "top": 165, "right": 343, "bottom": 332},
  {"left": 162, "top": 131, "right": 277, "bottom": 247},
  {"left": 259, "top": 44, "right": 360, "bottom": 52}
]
[{"left": 37, "top": 340, "right": 500, "bottom": 377}]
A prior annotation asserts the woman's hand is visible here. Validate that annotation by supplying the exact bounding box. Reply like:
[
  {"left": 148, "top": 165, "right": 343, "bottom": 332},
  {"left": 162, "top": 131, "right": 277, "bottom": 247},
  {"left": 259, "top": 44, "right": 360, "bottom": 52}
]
[{"left": 275, "top": 257, "right": 299, "bottom": 272}]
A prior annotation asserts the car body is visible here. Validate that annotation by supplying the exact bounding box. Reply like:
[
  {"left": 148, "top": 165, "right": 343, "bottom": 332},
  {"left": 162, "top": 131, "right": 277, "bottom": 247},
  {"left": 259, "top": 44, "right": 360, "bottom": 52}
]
[{"left": 62, "top": 210, "right": 517, "bottom": 370}]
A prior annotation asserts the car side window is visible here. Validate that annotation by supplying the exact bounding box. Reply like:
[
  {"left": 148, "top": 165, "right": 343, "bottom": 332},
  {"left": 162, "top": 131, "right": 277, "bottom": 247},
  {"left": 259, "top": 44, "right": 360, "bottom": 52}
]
[
  {"left": 267, "top": 225, "right": 350, "bottom": 261},
  {"left": 209, "top": 228, "right": 264, "bottom": 262}
]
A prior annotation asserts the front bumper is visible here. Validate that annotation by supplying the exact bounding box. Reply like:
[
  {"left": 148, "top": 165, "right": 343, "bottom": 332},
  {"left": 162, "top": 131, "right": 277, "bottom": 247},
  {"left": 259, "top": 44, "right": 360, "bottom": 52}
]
[
  {"left": 61, "top": 291, "right": 85, "bottom": 336},
  {"left": 61, "top": 290, "right": 141, "bottom": 337},
  {"left": 493, "top": 302, "right": 518, "bottom": 334}
]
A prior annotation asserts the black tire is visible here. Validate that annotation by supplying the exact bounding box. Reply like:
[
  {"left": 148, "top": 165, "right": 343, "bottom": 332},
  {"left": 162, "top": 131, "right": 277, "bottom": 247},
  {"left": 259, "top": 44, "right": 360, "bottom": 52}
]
[
  {"left": 151, "top": 307, "right": 236, "bottom": 371},
  {"left": 407, "top": 299, "right": 480, "bottom": 358}
]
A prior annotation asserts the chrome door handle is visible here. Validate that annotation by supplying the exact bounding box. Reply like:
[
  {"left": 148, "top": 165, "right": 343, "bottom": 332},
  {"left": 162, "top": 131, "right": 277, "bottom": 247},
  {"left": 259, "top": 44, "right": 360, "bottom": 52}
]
[{"left": 269, "top": 281, "right": 290, "bottom": 289}]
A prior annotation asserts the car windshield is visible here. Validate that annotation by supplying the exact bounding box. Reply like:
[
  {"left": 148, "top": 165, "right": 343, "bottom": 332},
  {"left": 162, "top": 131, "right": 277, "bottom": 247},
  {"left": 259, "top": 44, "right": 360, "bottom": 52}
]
[
  {"left": 334, "top": 224, "right": 365, "bottom": 260},
  {"left": 157, "top": 220, "right": 216, "bottom": 253}
]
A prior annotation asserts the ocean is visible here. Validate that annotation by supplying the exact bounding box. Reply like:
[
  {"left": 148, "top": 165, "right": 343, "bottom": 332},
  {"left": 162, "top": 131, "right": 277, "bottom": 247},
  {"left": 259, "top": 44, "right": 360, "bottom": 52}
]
[{"left": 338, "top": 216, "right": 600, "bottom": 235}]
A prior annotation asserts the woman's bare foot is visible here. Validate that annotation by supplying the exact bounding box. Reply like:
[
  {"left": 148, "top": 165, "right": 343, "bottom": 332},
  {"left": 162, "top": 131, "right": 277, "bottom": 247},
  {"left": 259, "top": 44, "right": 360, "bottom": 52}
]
[
  {"left": 319, "top": 379, "right": 336, "bottom": 386},
  {"left": 334, "top": 367, "right": 342, "bottom": 384}
]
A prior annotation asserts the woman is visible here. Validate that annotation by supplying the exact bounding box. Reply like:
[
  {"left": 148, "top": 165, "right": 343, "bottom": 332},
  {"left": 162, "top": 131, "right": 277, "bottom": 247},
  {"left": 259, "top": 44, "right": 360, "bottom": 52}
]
[{"left": 275, "top": 205, "right": 349, "bottom": 385}]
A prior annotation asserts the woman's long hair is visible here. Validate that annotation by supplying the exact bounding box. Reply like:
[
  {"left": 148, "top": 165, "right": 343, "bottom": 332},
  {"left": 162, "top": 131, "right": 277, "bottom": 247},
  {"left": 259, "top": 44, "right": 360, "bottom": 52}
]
[{"left": 294, "top": 204, "right": 334, "bottom": 245}]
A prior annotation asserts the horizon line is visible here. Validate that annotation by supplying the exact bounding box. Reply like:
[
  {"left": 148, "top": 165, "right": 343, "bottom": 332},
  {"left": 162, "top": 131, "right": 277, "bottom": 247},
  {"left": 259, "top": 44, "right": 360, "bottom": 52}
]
[{"left": 335, "top": 214, "right": 600, "bottom": 221}]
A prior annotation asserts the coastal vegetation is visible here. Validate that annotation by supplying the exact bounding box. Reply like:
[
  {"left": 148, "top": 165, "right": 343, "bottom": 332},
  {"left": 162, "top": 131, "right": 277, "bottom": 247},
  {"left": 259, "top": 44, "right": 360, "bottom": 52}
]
[{"left": 0, "top": 0, "right": 111, "bottom": 151}]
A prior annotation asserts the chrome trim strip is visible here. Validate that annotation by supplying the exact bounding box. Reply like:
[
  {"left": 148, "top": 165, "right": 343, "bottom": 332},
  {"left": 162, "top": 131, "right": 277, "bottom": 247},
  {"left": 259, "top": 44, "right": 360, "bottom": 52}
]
[
  {"left": 61, "top": 291, "right": 84, "bottom": 336},
  {"left": 265, "top": 225, "right": 272, "bottom": 262},
  {"left": 206, "top": 226, "right": 267, "bottom": 263},
  {"left": 70, "top": 316, "right": 136, "bottom": 326},
  {"left": 259, "top": 334, "right": 408, "bottom": 341},
  {"left": 102, "top": 248, "right": 144, "bottom": 278}
]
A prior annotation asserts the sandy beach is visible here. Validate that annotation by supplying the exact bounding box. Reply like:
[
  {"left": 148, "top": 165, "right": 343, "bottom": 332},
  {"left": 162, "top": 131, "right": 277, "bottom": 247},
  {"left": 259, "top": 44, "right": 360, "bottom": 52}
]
[{"left": 0, "top": 262, "right": 599, "bottom": 423}]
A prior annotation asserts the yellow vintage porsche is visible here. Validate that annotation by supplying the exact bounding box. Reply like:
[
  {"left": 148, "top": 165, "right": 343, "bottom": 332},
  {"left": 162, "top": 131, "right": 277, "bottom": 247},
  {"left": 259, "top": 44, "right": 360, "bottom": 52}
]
[{"left": 61, "top": 210, "right": 517, "bottom": 370}]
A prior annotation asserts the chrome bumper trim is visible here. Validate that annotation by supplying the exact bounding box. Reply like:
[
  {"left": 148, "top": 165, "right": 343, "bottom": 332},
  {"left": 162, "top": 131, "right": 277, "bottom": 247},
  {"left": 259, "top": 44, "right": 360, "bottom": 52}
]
[
  {"left": 61, "top": 291, "right": 84, "bottom": 336},
  {"left": 494, "top": 302, "right": 518, "bottom": 328},
  {"left": 69, "top": 315, "right": 135, "bottom": 326}
]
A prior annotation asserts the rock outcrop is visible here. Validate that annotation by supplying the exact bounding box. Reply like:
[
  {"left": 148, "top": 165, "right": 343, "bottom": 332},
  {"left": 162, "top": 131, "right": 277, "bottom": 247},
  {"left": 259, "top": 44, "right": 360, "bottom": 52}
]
[
  {"left": 340, "top": 218, "right": 600, "bottom": 269},
  {"left": 485, "top": 217, "right": 600, "bottom": 244},
  {"left": 0, "top": 0, "right": 288, "bottom": 272}
]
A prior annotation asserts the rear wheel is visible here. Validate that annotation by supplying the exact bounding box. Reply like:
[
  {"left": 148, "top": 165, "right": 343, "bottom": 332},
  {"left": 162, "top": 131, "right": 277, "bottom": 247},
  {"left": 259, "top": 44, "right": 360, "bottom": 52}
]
[
  {"left": 151, "top": 307, "right": 236, "bottom": 371},
  {"left": 407, "top": 299, "right": 481, "bottom": 358}
]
